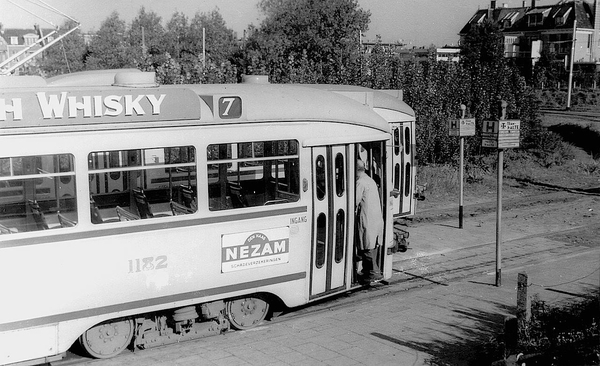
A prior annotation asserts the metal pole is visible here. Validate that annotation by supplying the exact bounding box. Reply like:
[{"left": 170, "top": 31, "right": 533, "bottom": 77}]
[
  {"left": 458, "top": 104, "right": 467, "bottom": 229},
  {"left": 459, "top": 137, "right": 464, "bottom": 229},
  {"left": 566, "top": 20, "right": 577, "bottom": 110},
  {"left": 202, "top": 28, "right": 206, "bottom": 68},
  {"left": 496, "top": 148, "right": 503, "bottom": 287}
]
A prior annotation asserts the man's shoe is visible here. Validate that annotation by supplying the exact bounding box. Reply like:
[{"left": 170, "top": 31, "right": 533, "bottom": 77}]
[{"left": 371, "top": 273, "right": 383, "bottom": 283}]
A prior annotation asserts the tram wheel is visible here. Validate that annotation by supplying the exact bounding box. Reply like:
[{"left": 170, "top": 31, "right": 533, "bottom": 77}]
[
  {"left": 79, "top": 318, "right": 134, "bottom": 359},
  {"left": 225, "top": 296, "right": 269, "bottom": 330}
]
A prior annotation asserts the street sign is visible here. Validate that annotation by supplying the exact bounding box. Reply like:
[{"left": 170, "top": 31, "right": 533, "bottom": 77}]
[
  {"left": 481, "top": 119, "right": 520, "bottom": 149},
  {"left": 449, "top": 118, "right": 476, "bottom": 137}
]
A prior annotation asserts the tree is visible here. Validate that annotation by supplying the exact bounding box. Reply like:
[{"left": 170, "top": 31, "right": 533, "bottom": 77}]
[
  {"left": 38, "top": 20, "right": 87, "bottom": 77},
  {"left": 163, "top": 12, "right": 191, "bottom": 60},
  {"left": 189, "top": 9, "right": 238, "bottom": 66},
  {"left": 127, "top": 7, "right": 165, "bottom": 70},
  {"left": 86, "top": 12, "right": 134, "bottom": 69},
  {"left": 241, "top": 0, "right": 370, "bottom": 83}
]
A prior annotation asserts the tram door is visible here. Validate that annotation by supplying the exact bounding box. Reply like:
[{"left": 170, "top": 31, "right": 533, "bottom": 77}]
[
  {"left": 310, "top": 145, "right": 350, "bottom": 299},
  {"left": 391, "top": 123, "right": 415, "bottom": 217}
]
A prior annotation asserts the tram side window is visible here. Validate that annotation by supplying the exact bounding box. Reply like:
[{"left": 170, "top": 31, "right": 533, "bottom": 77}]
[
  {"left": 0, "top": 154, "right": 77, "bottom": 234},
  {"left": 88, "top": 146, "right": 196, "bottom": 223},
  {"left": 207, "top": 140, "right": 300, "bottom": 210}
]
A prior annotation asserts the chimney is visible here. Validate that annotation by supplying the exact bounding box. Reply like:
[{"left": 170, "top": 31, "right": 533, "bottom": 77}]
[
  {"left": 491, "top": 0, "right": 497, "bottom": 9},
  {"left": 532, "top": 0, "right": 536, "bottom": 8},
  {"left": 522, "top": 1, "right": 526, "bottom": 8}
]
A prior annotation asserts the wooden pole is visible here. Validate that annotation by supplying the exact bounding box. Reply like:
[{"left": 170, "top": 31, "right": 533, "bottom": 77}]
[{"left": 567, "top": 20, "right": 577, "bottom": 110}]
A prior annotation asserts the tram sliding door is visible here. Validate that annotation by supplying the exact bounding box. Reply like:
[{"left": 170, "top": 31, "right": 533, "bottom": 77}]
[
  {"left": 391, "top": 123, "right": 415, "bottom": 217},
  {"left": 310, "top": 145, "right": 350, "bottom": 299}
]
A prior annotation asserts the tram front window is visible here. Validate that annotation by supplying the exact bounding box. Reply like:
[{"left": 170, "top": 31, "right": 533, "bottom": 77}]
[
  {"left": 88, "top": 146, "right": 197, "bottom": 223},
  {"left": 0, "top": 154, "right": 77, "bottom": 233},
  {"left": 207, "top": 140, "right": 300, "bottom": 211}
]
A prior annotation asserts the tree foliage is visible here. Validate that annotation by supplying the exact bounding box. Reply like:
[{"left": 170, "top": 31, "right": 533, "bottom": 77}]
[
  {"left": 38, "top": 20, "right": 87, "bottom": 76},
  {"left": 241, "top": 0, "right": 370, "bottom": 83},
  {"left": 85, "top": 12, "right": 135, "bottom": 70}
]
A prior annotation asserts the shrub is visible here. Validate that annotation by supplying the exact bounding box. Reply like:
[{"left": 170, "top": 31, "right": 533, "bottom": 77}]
[{"left": 517, "top": 292, "right": 600, "bottom": 365}]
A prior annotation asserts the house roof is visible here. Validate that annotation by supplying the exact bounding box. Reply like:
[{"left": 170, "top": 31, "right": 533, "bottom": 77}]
[
  {"left": 459, "top": 0, "right": 596, "bottom": 35},
  {"left": 0, "top": 28, "right": 54, "bottom": 45}
]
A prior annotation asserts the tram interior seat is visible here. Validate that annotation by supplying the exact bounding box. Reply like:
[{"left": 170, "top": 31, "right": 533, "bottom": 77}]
[
  {"left": 116, "top": 206, "right": 140, "bottom": 221},
  {"left": 57, "top": 212, "right": 77, "bottom": 227},
  {"left": 170, "top": 201, "right": 195, "bottom": 215},
  {"left": 90, "top": 199, "right": 104, "bottom": 224},
  {"left": 180, "top": 185, "right": 197, "bottom": 210},
  {"left": 227, "top": 181, "right": 248, "bottom": 208},
  {"left": 27, "top": 200, "right": 49, "bottom": 230},
  {"left": 132, "top": 188, "right": 154, "bottom": 219},
  {"left": 0, "top": 223, "right": 14, "bottom": 234}
]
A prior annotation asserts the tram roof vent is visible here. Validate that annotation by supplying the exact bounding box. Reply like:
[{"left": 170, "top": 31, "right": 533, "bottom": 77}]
[
  {"left": 242, "top": 75, "right": 269, "bottom": 84},
  {"left": 113, "top": 71, "right": 158, "bottom": 88}
]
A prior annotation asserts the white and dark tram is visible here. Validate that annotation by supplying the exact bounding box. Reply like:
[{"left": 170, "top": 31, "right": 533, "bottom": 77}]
[{"left": 0, "top": 70, "right": 416, "bottom": 365}]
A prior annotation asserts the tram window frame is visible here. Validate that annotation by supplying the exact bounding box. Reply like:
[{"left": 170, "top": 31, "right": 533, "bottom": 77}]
[
  {"left": 88, "top": 146, "right": 197, "bottom": 223},
  {"left": 207, "top": 140, "right": 300, "bottom": 211},
  {"left": 0, "top": 154, "right": 77, "bottom": 234}
]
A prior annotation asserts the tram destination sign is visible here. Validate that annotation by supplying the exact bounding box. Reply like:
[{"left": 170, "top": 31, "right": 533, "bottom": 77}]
[
  {"left": 481, "top": 119, "right": 520, "bottom": 149},
  {"left": 448, "top": 118, "right": 476, "bottom": 137}
]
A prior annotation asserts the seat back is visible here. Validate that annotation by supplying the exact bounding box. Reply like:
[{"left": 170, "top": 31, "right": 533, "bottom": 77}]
[
  {"left": 132, "top": 188, "right": 154, "bottom": 219},
  {"left": 116, "top": 206, "right": 140, "bottom": 221},
  {"left": 90, "top": 198, "right": 104, "bottom": 224},
  {"left": 58, "top": 212, "right": 77, "bottom": 228},
  {"left": 227, "top": 181, "right": 248, "bottom": 208},
  {"left": 180, "top": 185, "right": 197, "bottom": 210},
  {"left": 170, "top": 200, "right": 195, "bottom": 215},
  {"left": 27, "top": 200, "right": 49, "bottom": 230},
  {"left": 0, "top": 223, "right": 13, "bottom": 234}
]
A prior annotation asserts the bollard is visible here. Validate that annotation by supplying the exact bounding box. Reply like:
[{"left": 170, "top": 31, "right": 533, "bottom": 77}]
[
  {"left": 517, "top": 272, "right": 531, "bottom": 323},
  {"left": 516, "top": 272, "right": 531, "bottom": 346}
]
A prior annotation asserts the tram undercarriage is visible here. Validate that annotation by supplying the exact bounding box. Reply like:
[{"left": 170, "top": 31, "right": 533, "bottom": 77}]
[{"left": 79, "top": 297, "right": 270, "bottom": 359}]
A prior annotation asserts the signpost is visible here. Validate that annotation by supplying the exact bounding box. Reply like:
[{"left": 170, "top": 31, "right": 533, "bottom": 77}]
[
  {"left": 482, "top": 101, "right": 520, "bottom": 287},
  {"left": 449, "top": 105, "right": 475, "bottom": 229}
]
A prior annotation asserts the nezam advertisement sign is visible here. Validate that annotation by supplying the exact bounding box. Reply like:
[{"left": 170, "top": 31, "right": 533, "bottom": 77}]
[{"left": 221, "top": 227, "right": 290, "bottom": 273}]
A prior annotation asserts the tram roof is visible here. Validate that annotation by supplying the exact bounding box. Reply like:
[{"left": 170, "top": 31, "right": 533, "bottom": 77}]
[
  {"left": 0, "top": 71, "right": 392, "bottom": 135},
  {"left": 299, "top": 84, "right": 415, "bottom": 120}
]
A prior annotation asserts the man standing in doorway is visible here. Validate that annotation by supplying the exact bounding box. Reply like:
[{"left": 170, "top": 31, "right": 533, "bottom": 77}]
[{"left": 355, "top": 159, "right": 384, "bottom": 284}]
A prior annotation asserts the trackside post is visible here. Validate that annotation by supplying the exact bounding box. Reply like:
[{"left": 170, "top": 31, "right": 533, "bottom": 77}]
[
  {"left": 481, "top": 100, "right": 520, "bottom": 287},
  {"left": 448, "top": 104, "right": 475, "bottom": 229}
]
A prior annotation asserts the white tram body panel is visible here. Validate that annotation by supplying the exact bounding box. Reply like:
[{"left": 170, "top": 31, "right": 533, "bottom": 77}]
[{"left": 0, "top": 72, "right": 413, "bottom": 365}]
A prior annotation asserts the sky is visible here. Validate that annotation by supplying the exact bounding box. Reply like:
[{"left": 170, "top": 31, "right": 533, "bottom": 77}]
[{"left": 0, "top": 0, "right": 562, "bottom": 47}]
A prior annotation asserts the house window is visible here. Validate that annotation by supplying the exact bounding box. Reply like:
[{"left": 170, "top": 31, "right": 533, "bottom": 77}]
[
  {"left": 10, "top": 36, "right": 18, "bottom": 45},
  {"left": 528, "top": 13, "right": 544, "bottom": 27}
]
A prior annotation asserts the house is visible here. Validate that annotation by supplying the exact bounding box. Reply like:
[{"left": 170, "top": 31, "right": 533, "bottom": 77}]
[
  {"left": 459, "top": 0, "right": 600, "bottom": 76},
  {"left": 0, "top": 25, "right": 54, "bottom": 74}
]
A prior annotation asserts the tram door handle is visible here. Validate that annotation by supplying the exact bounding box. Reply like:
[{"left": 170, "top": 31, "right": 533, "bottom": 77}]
[{"left": 390, "top": 189, "right": 400, "bottom": 198}]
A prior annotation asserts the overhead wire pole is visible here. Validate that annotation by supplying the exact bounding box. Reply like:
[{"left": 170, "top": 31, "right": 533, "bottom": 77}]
[{"left": 566, "top": 19, "right": 577, "bottom": 110}]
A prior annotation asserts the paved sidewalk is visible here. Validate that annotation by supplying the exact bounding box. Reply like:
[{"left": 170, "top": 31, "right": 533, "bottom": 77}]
[{"left": 81, "top": 210, "right": 599, "bottom": 366}]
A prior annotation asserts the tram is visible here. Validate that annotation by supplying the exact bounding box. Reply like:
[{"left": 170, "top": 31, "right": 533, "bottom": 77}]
[{"left": 0, "top": 70, "right": 416, "bottom": 365}]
